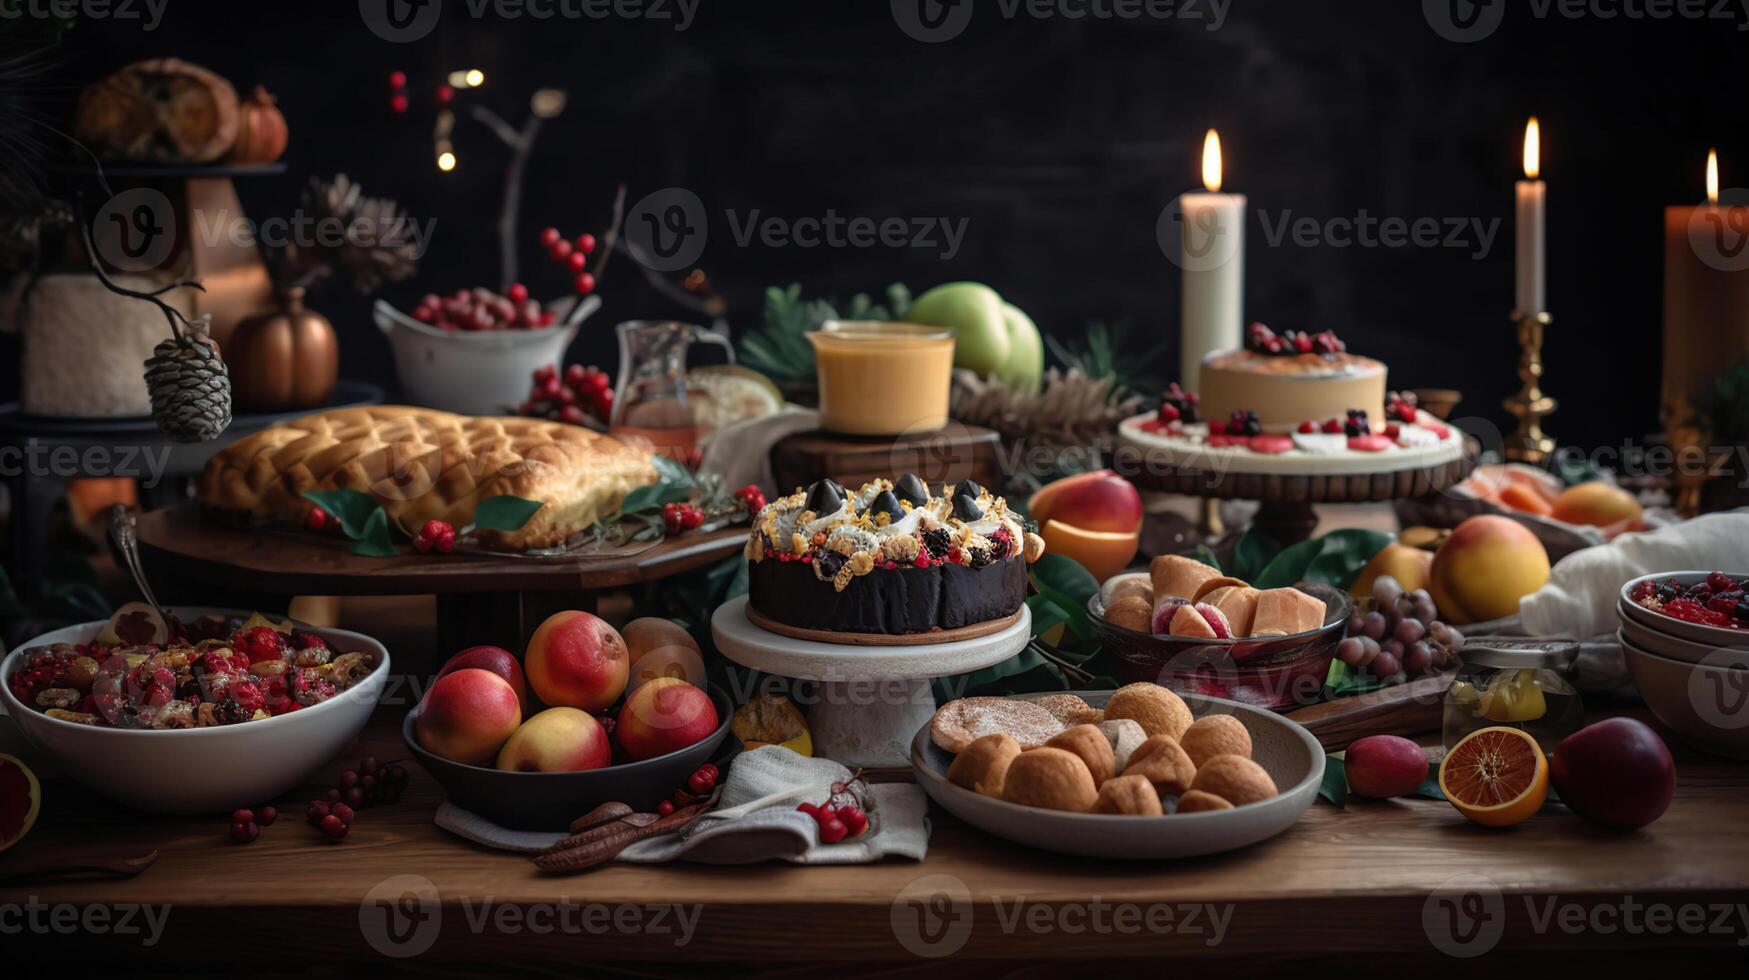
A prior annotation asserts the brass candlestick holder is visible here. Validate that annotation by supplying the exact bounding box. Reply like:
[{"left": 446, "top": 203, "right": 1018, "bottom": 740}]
[{"left": 1503, "top": 310, "right": 1557, "bottom": 463}]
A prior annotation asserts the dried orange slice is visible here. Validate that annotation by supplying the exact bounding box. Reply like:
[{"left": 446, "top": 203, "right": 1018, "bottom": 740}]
[
  {"left": 0, "top": 753, "right": 41, "bottom": 852},
  {"left": 1439, "top": 726, "right": 1548, "bottom": 827}
]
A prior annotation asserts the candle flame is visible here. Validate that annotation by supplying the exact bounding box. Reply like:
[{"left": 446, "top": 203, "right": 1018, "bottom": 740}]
[
  {"left": 1522, "top": 117, "right": 1540, "bottom": 180},
  {"left": 1201, "top": 129, "right": 1223, "bottom": 193},
  {"left": 1707, "top": 148, "right": 1719, "bottom": 204}
]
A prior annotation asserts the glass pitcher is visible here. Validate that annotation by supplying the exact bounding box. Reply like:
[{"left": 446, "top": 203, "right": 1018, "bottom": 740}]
[{"left": 610, "top": 320, "right": 735, "bottom": 461}]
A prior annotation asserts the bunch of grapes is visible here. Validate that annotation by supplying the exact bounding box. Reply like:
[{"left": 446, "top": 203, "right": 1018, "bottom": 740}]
[{"left": 1336, "top": 574, "right": 1465, "bottom": 682}]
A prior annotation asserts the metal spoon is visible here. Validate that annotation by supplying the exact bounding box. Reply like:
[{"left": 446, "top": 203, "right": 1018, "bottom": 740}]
[{"left": 108, "top": 505, "right": 165, "bottom": 617}]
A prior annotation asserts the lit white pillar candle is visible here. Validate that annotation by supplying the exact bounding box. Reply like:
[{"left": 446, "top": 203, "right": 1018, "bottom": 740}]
[
  {"left": 1515, "top": 117, "right": 1546, "bottom": 315},
  {"left": 1180, "top": 129, "right": 1246, "bottom": 390}
]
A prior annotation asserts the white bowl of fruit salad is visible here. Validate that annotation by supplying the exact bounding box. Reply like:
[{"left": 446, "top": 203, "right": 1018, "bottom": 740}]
[
  {"left": 373, "top": 291, "right": 600, "bottom": 416},
  {"left": 1, "top": 605, "right": 388, "bottom": 815}
]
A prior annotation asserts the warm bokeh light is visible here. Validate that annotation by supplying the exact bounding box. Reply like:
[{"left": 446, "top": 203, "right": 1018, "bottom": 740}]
[
  {"left": 1522, "top": 117, "right": 1540, "bottom": 180},
  {"left": 1202, "top": 129, "right": 1223, "bottom": 193},
  {"left": 465, "top": 69, "right": 485, "bottom": 87},
  {"left": 437, "top": 150, "right": 456, "bottom": 172},
  {"left": 1707, "top": 148, "right": 1719, "bottom": 204}
]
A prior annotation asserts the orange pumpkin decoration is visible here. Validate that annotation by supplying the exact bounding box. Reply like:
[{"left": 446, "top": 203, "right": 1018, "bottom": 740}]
[
  {"left": 227, "top": 288, "right": 338, "bottom": 413},
  {"left": 230, "top": 86, "right": 288, "bottom": 165}
]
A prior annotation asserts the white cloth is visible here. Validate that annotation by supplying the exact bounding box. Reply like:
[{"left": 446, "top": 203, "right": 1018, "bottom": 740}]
[
  {"left": 1519, "top": 509, "right": 1749, "bottom": 639},
  {"left": 697, "top": 407, "right": 822, "bottom": 497},
  {"left": 434, "top": 746, "right": 929, "bottom": 865}
]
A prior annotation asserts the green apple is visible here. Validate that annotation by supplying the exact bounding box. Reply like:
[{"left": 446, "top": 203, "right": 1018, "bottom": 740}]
[
  {"left": 905, "top": 282, "right": 1044, "bottom": 390},
  {"left": 999, "top": 303, "right": 1043, "bottom": 392}
]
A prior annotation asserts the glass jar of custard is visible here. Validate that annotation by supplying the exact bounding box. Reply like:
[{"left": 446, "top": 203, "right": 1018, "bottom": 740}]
[
  {"left": 808, "top": 321, "right": 955, "bottom": 436},
  {"left": 1442, "top": 638, "right": 1584, "bottom": 755}
]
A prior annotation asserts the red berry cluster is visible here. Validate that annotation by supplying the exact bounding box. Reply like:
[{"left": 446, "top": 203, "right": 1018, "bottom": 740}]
[
  {"left": 414, "top": 520, "right": 455, "bottom": 554},
  {"left": 733, "top": 484, "right": 767, "bottom": 513},
  {"left": 413, "top": 287, "right": 556, "bottom": 332},
  {"left": 537, "top": 227, "right": 598, "bottom": 296},
  {"left": 388, "top": 70, "right": 408, "bottom": 115},
  {"left": 229, "top": 805, "right": 276, "bottom": 843},
  {"left": 1246, "top": 322, "right": 1345, "bottom": 357},
  {"left": 1633, "top": 572, "right": 1749, "bottom": 628},
  {"left": 663, "top": 502, "right": 704, "bottom": 534},
  {"left": 796, "top": 781, "right": 870, "bottom": 844},
  {"left": 520, "top": 363, "right": 613, "bottom": 426},
  {"left": 305, "top": 505, "right": 346, "bottom": 534},
  {"left": 657, "top": 763, "right": 720, "bottom": 816},
  {"left": 1385, "top": 390, "right": 1419, "bottom": 425},
  {"left": 1159, "top": 382, "right": 1200, "bottom": 425}
]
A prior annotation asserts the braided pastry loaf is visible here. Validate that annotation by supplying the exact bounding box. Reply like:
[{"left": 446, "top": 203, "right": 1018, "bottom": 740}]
[{"left": 199, "top": 406, "right": 659, "bottom": 551}]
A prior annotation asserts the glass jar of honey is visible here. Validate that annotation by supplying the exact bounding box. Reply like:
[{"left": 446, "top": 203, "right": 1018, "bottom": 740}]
[{"left": 808, "top": 321, "right": 955, "bottom": 436}]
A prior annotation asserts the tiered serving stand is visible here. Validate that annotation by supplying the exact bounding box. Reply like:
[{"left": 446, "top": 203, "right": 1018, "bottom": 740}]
[{"left": 711, "top": 595, "right": 1031, "bottom": 767}]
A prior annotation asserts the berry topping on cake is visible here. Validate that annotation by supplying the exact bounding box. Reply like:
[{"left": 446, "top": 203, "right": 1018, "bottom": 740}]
[
  {"left": 1208, "top": 419, "right": 1228, "bottom": 436},
  {"left": 1161, "top": 383, "right": 1200, "bottom": 424},
  {"left": 1386, "top": 390, "right": 1419, "bottom": 424},
  {"left": 863, "top": 490, "right": 904, "bottom": 525},
  {"left": 953, "top": 494, "right": 984, "bottom": 522},
  {"left": 893, "top": 473, "right": 931, "bottom": 506},
  {"left": 1228, "top": 410, "right": 1262, "bottom": 437},
  {"left": 922, "top": 527, "right": 952, "bottom": 559},
  {"left": 1321, "top": 418, "right": 1344, "bottom": 434},
  {"left": 1298, "top": 420, "right": 1318, "bottom": 434},
  {"left": 804, "top": 479, "right": 845, "bottom": 516},
  {"left": 1245, "top": 323, "right": 1346, "bottom": 357},
  {"left": 1343, "top": 409, "right": 1372, "bottom": 438}
]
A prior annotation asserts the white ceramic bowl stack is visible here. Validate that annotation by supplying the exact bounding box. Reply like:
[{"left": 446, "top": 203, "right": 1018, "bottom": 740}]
[
  {"left": 0, "top": 608, "right": 389, "bottom": 814},
  {"left": 1616, "top": 571, "right": 1749, "bottom": 759}
]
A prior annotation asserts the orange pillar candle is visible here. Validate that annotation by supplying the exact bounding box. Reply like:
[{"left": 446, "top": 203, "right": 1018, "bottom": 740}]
[{"left": 1662, "top": 149, "right": 1749, "bottom": 429}]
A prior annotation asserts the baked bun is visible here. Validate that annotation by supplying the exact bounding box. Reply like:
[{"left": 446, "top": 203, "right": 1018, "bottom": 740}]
[
  {"left": 1179, "top": 714, "right": 1253, "bottom": 769},
  {"left": 1001, "top": 747, "right": 1099, "bottom": 812},
  {"left": 1151, "top": 554, "right": 1221, "bottom": 601},
  {"left": 1101, "top": 573, "right": 1154, "bottom": 609},
  {"left": 1190, "top": 754, "right": 1278, "bottom": 807},
  {"left": 1176, "top": 789, "right": 1234, "bottom": 813},
  {"left": 1121, "top": 734, "right": 1197, "bottom": 797},
  {"left": 947, "top": 733, "right": 1022, "bottom": 797},
  {"left": 1092, "top": 774, "right": 1163, "bottom": 816},
  {"left": 930, "top": 696, "right": 1063, "bottom": 753},
  {"left": 1104, "top": 683, "right": 1193, "bottom": 741},
  {"left": 1044, "top": 724, "right": 1116, "bottom": 785},
  {"left": 1103, "top": 595, "right": 1154, "bottom": 633},
  {"left": 1033, "top": 693, "right": 1103, "bottom": 727},
  {"left": 1095, "top": 718, "right": 1150, "bottom": 772}
]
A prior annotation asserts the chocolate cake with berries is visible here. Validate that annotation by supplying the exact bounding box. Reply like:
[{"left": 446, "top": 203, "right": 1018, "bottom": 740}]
[{"left": 745, "top": 476, "right": 1047, "bottom": 635}]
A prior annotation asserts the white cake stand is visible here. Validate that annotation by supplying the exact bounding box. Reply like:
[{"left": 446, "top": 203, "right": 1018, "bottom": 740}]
[{"left": 711, "top": 595, "right": 1032, "bottom": 767}]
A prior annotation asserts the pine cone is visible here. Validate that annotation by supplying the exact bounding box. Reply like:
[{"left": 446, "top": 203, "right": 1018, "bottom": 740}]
[
  {"left": 951, "top": 368, "right": 1146, "bottom": 477},
  {"left": 284, "top": 174, "right": 418, "bottom": 292},
  {"left": 145, "top": 319, "right": 232, "bottom": 443}
]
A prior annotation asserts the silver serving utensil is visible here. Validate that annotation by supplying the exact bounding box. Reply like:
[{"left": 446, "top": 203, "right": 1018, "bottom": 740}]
[{"left": 108, "top": 505, "right": 165, "bottom": 616}]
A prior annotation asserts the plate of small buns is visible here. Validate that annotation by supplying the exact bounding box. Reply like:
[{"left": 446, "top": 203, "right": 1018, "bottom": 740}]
[{"left": 912, "top": 683, "right": 1325, "bottom": 858}]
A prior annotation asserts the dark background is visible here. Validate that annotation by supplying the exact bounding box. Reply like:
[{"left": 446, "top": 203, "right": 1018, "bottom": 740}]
[{"left": 12, "top": 0, "right": 1748, "bottom": 449}]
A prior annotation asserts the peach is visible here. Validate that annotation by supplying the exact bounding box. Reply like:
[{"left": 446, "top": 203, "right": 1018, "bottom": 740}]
[
  {"left": 1428, "top": 515, "right": 1550, "bottom": 625},
  {"left": 437, "top": 645, "right": 527, "bottom": 712},
  {"left": 616, "top": 677, "right": 720, "bottom": 761},
  {"left": 1028, "top": 470, "right": 1143, "bottom": 534},
  {"left": 495, "top": 707, "right": 612, "bottom": 773},
  {"left": 1550, "top": 482, "right": 1642, "bottom": 528},
  {"left": 1350, "top": 543, "right": 1433, "bottom": 598},
  {"left": 525, "top": 611, "right": 629, "bottom": 712},
  {"left": 416, "top": 668, "right": 522, "bottom": 766},
  {"left": 622, "top": 618, "right": 707, "bottom": 691},
  {"left": 1039, "top": 519, "right": 1140, "bottom": 583}
]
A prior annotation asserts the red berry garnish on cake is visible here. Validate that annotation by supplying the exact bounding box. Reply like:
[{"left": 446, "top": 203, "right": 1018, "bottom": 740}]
[
  {"left": 1321, "top": 418, "right": 1344, "bottom": 434},
  {"left": 1208, "top": 419, "right": 1228, "bottom": 436},
  {"left": 1157, "top": 402, "right": 1181, "bottom": 424},
  {"left": 1298, "top": 420, "right": 1317, "bottom": 434}
]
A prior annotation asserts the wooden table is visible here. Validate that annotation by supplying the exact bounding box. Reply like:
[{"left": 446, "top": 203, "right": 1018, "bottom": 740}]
[
  {"left": 7, "top": 709, "right": 1746, "bottom": 972},
  {"left": 134, "top": 505, "right": 746, "bottom": 655}
]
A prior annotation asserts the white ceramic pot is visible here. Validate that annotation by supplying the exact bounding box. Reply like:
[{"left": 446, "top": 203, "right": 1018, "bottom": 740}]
[
  {"left": 0, "top": 608, "right": 389, "bottom": 815},
  {"left": 373, "top": 296, "right": 599, "bottom": 416}
]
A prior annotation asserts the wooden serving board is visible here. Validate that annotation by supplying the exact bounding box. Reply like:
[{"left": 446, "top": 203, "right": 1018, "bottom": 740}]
[
  {"left": 744, "top": 603, "right": 1023, "bottom": 647},
  {"left": 1284, "top": 672, "right": 1454, "bottom": 750},
  {"left": 769, "top": 424, "right": 1004, "bottom": 497}
]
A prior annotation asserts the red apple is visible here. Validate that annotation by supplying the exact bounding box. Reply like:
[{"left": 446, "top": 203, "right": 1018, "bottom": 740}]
[
  {"left": 1344, "top": 735, "right": 1430, "bottom": 798},
  {"left": 616, "top": 677, "right": 719, "bottom": 761},
  {"left": 416, "top": 668, "right": 522, "bottom": 766},
  {"left": 1027, "top": 469, "right": 1143, "bottom": 534},
  {"left": 1551, "top": 718, "right": 1675, "bottom": 829},
  {"left": 437, "top": 645, "right": 527, "bottom": 711},
  {"left": 495, "top": 707, "right": 612, "bottom": 772},
  {"left": 525, "top": 611, "right": 629, "bottom": 712}
]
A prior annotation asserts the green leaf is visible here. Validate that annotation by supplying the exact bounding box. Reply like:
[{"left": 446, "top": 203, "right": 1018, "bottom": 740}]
[
  {"left": 618, "top": 455, "right": 696, "bottom": 516},
  {"left": 1319, "top": 756, "right": 1349, "bottom": 807},
  {"left": 471, "top": 495, "right": 544, "bottom": 532},
  {"left": 1231, "top": 528, "right": 1278, "bottom": 583},
  {"left": 1414, "top": 775, "right": 1447, "bottom": 801},
  {"left": 1026, "top": 592, "right": 1071, "bottom": 640},
  {"left": 1029, "top": 553, "right": 1099, "bottom": 606},
  {"left": 301, "top": 489, "right": 383, "bottom": 539},
  {"left": 1187, "top": 544, "right": 1222, "bottom": 574},
  {"left": 1253, "top": 529, "right": 1393, "bottom": 590},
  {"left": 349, "top": 508, "right": 398, "bottom": 558}
]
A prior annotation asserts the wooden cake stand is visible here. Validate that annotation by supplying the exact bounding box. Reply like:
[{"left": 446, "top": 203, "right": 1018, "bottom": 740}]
[
  {"left": 1118, "top": 425, "right": 1475, "bottom": 544},
  {"left": 135, "top": 504, "right": 745, "bottom": 651},
  {"left": 711, "top": 595, "right": 1031, "bottom": 767}
]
